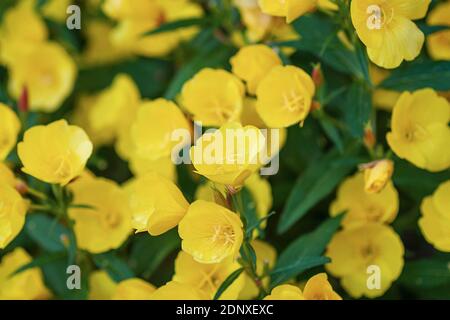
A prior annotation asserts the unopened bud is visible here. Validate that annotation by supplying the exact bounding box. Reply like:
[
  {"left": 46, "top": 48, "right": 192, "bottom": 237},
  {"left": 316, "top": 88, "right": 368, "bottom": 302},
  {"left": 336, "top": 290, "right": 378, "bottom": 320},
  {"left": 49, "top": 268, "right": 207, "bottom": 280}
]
[{"left": 359, "top": 159, "right": 394, "bottom": 194}]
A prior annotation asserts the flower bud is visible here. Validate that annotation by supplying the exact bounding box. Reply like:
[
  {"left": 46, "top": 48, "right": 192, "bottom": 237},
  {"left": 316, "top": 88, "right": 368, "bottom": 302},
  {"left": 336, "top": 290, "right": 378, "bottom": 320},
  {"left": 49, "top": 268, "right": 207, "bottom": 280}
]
[{"left": 360, "top": 159, "right": 394, "bottom": 194}]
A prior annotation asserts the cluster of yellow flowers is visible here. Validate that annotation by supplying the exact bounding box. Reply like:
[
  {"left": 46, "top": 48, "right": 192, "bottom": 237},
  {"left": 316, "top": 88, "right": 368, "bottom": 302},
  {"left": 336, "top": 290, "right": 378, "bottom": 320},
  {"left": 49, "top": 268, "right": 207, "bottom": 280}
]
[{"left": 0, "top": 0, "right": 450, "bottom": 301}]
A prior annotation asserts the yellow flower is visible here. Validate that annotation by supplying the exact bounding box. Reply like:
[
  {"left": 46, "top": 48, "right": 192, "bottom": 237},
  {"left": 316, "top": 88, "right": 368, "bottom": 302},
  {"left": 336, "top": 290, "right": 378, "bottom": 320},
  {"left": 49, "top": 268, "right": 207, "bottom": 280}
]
[
  {"left": 427, "top": 1, "right": 450, "bottom": 61},
  {"left": 42, "top": 0, "right": 72, "bottom": 22},
  {"left": 8, "top": 42, "right": 77, "bottom": 112},
  {"left": 0, "top": 184, "right": 28, "bottom": 249},
  {"left": 126, "top": 172, "right": 189, "bottom": 236},
  {"left": 419, "top": 180, "right": 450, "bottom": 252},
  {"left": 0, "top": 103, "right": 20, "bottom": 160},
  {"left": 181, "top": 68, "right": 245, "bottom": 126},
  {"left": 131, "top": 99, "right": 191, "bottom": 161},
  {"left": 240, "top": 97, "right": 266, "bottom": 128},
  {"left": 112, "top": 278, "right": 156, "bottom": 300},
  {"left": 0, "top": 0, "right": 47, "bottom": 65},
  {"left": 173, "top": 251, "right": 245, "bottom": 299},
  {"left": 88, "top": 74, "right": 140, "bottom": 148},
  {"left": 256, "top": 65, "right": 315, "bottom": 128},
  {"left": 0, "top": 163, "right": 16, "bottom": 188},
  {"left": 239, "top": 240, "right": 276, "bottom": 299},
  {"left": 18, "top": 120, "right": 93, "bottom": 185},
  {"left": 88, "top": 270, "right": 117, "bottom": 300},
  {"left": 326, "top": 223, "right": 404, "bottom": 298},
  {"left": 351, "top": 0, "right": 431, "bottom": 68},
  {"left": 258, "top": 0, "right": 317, "bottom": 23},
  {"left": 68, "top": 177, "right": 132, "bottom": 253},
  {"left": 0, "top": 248, "right": 50, "bottom": 300},
  {"left": 302, "top": 273, "right": 342, "bottom": 300},
  {"left": 230, "top": 45, "right": 282, "bottom": 95},
  {"left": 264, "top": 284, "right": 304, "bottom": 300},
  {"left": 330, "top": 172, "right": 399, "bottom": 229},
  {"left": 149, "top": 281, "right": 209, "bottom": 300},
  {"left": 190, "top": 122, "right": 265, "bottom": 187},
  {"left": 178, "top": 200, "right": 244, "bottom": 264},
  {"left": 129, "top": 155, "right": 177, "bottom": 182},
  {"left": 361, "top": 159, "right": 394, "bottom": 194},
  {"left": 369, "top": 64, "right": 400, "bottom": 111},
  {"left": 386, "top": 88, "right": 450, "bottom": 172}
]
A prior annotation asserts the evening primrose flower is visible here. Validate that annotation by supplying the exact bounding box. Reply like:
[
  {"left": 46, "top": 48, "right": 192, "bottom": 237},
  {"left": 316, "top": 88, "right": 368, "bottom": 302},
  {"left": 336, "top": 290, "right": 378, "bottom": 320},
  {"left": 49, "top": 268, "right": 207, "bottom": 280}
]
[
  {"left": 258, "top": 0, "right": 317, "bottom": 23},
  {"left": 239, "top": 240, "right": 277, "bottom": 300},
  {"left": 360, "top": 159, "right": 394, "bottom": 194},
  {"left": 112, "top": 278, "right": 156, "bottom": 300},
  {"left": 330, "top": 172, "right": 399, "bottom": 229},
  {"left": 88, "top": 270, "right": 117, "bottom": 300},
  {"left": 178, "top": 200, "right": 244, "bottom": 264},
  {"left": 68, "top": 177, "right": 132, "bottom": 253},
  {"left": 350, "top": 0, "right": 431, "bottom": 68},
  {"left": 181, "top": 68, "right": 245, "bottom": 126},
  {"left": 126, "top": 172, "right": 189, "bottom": 236},
  {"left": 0, "top": 163, "right": 16, "bottom": 188},
  {"left": 0, "top": 184, "right": 28, "bottom": 249},
  {"left": 18, "top": 120, "right": 93, "bottom": 185},
  {"left": 7, "top": 42, "right": 77, "bottom": 112},
  {"left": 426, "top": 2, "right": 450, "bottom": 61},
  {"left": 131, "top": 99, "right": 191, "bottom": 161},
  {"left": 256, "top": 65, "right": 315, "bottom": 128},
  {"left": 264, "top": 284, "right": 304, "bottom": 300},
  {"left": 129, "top": 155, "right": 177, "bottom": 182},
  {"left": 386, "top": 88, "right": 450, "bottom": 172},
  {"left": 173, "top": 251, "right": 245, "bottom": 300},
  {"left": 419, "top": 180, "right": 450, "bottom": 252},
  {"left": 149, "top": 281, "right": 209, "bottom": 300},
  {"left": 0, "top": 103, "right": 20, "bottom": 160},
  {"left": 230, "top": 44, "right": 282, "bottom": 95},
  {"left": 0, "top": 248, "right": 50, "bottom": 300},
  {"left": 326, "top": 223, "right": 404, "bottom": 298},
  {"left": 190, "top": 123, "right": 266, "bottom": 187},
  {"left": 302, "top": 273, "right": 342, "bottom": 300}
]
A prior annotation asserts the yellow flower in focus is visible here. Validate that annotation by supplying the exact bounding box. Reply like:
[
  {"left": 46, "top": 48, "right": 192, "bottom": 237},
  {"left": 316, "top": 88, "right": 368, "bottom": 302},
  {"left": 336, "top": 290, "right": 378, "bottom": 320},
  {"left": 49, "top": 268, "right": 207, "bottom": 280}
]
[
  {"left": 8, "top": 42, "right": 77, "bottom": 112},
  {"left": 190, "top": 123, "right": 265, "bottom": 187},
  {"left": 0, "top": 103, "right": 20, "bottom": 160},
  {"left": 239, "top": 240, "right": 276, "bottom": 299},
  {"left": 88, "top": 74, "right": 140, "bottom": 147},
  {"left": 42, "top": 0, "right": 72, "bottom": 22},
  {"left": 302, "top": 273, "right": 342, "bottom": 300},
  {"left": 369, "top": 64, "right": 400, "bottom": 111},
  {"left": 330, "top": 172, "right": 398, "bottom": 229},
  {"left": 386, "top": 88, "right": 450, "bottom": 172},
  {"left": 361, "top": 159, "right": 394, "bottom": 194},
  {"left": 326, "top": 223, "right": 404, "bottom": 298},
  {"left": 427, "top": 2, "right": 450, "bottom": 61},
  {"left": 0, "top": 184, "right": 28, "bottom": 249},
  {"left": 112, "top": 278, "right": 156, "bottom": 300},
  {"left": 0, "top": 0, "right": 47, "bottom": 65},
  {"left": 18, "top": 120, "right": 93, "bottom": 185},
  {"left": 181, "top": 68, "right": 245, "bottom": 126},
  {"left": 88, "top": 270, "right": 117, "bottom": 300},
  {"left": 351, "top": 0, "right": 431, "bottom": 68},
  {"left": 258, "top": 0, "right": 317, "bottom": 23},
  {"left": 131, "top": 99, "right": 191, "bottom": 161},
  {"left": 230, "top": 44, "right": 282, "bottom": 95},
  {"left": 149, "top": 281, "right": 209, "bottom": 300},
  {"left": 126, "top": 172, "right": 189, "bottom": 236},
  {"left": 419, "top": 180, "right": 450, "bottom": 252},
  {"left": 129, "top": 155, "right": 177, "bottom": 182},
  {"left": 173, "top": 251, "right": 245, "bottom": 300},
  {"left": 68, "top": 177, "right": 132, "bottom": 253},
  {"left": 178, "top": 200, "right": 244, "bottom": 264},
  {"left": 0, "top": 248, "right": 50, "bottom": 300},
  {"left": 264, "top": 284, "right": 304, "bottom": 300},
  {"left": 256, "top": 65, "right": 315, "bottom": 128}
]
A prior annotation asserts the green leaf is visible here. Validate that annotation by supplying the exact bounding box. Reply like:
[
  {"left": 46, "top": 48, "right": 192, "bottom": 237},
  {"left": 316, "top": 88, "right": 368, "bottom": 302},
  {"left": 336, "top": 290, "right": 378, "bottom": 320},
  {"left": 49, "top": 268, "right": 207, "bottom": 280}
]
[
  {"left": 12, "top": 252, "right": 66, "bottom": 276},
  {"left": 278, "top": 149, "right": 359, "bottom": 234},
  {"left": 344, "top": 82, "right": 372, "bottom": 138},
  {"left": 144, "top": 17, "right": 211, "bottom": 36},
  {"left": 129, "top": 230, "right": 180, "bottom": 278},
  {"left": 240, "top": 241, "right": 257, "bottom": 273},
  {"left": 417, "top": 22, "right": 450, "bottom": 35},
  {"left": 380, "top": 60, "right": 450, "bottom": 91},
  {"left": 26, "top": 214, "right": 71, "bottom": 253},
  {"left": 239, "top": 188, "right": 261, "bottom": 237},
  {"left": 213, "top": 267, "right": 245, "bottom": 300},
  {"left": 271, "top": 214, "right": 344, "bottom": 287},
  {"left": 93, "top": 252, "right": 134, "bottom": 282},
  {"left": 399, "top": 257, "right": 450, "bottom": 289},
  {"left": 317, "top": 114, "right": 344, "bottom": 153}
]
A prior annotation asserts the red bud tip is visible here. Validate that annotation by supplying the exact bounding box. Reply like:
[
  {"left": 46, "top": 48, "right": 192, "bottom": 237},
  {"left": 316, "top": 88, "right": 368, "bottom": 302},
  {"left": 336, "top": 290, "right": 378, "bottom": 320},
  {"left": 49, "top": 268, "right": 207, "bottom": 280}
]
[{"left": 18, "top": 86, "right": 29, "bottom": 113}]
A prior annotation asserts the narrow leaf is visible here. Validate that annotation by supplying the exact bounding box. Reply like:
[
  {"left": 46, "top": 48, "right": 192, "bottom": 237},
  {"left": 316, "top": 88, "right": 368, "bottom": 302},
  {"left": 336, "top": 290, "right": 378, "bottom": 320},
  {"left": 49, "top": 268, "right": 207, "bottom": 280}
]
[{"left": 213, "top": 268, "right": 245, "bottom": 300}]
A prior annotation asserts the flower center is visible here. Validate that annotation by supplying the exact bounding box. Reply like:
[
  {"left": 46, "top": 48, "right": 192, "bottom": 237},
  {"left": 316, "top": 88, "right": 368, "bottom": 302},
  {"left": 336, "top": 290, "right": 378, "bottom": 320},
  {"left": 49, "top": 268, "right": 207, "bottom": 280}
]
[
  {"left": 53, "top": 157, "right": 72, "bottom": 181},
  {"left": 404, "top": 124, "right": 427, "bottom": 142},
  {"left": 361, "top": 243, "right": 377, "bottom": 261},
  {"left": 365, "top": 205, "right": 383, "bottom": 222},
  {"left": 102, "top": 210, "right": 121, "bottom": 228},
  {"left": 211, "top": 224, "right": 236, "bottom": 246}
]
